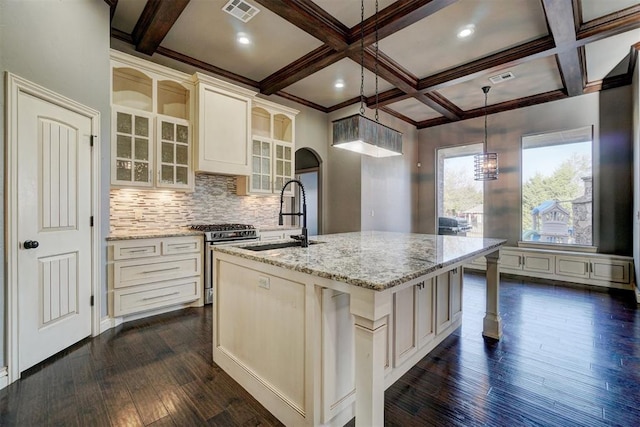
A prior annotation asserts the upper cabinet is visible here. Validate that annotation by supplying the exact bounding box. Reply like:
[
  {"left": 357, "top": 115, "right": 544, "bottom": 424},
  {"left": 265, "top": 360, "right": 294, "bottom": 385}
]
[
  {"left": 111, "top": 51, "right": 194, "bottom": 190},
  {"left": 193, "top": 73, "right": 257, "bottom": 176},
  {"left": 237, "top": 99, "right": 298, "bottom": 196}
]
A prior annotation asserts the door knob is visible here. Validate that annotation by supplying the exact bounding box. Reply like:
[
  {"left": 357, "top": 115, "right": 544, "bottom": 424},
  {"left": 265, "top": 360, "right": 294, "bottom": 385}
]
[{"left": 24, "top": 240, "right": 39, "bottom": 249}]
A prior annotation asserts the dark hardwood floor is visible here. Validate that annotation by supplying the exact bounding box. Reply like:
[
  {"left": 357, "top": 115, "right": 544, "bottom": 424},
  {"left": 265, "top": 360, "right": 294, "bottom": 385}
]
[{"left": 1, "top": 273, "right": 638, "bottom": 426}]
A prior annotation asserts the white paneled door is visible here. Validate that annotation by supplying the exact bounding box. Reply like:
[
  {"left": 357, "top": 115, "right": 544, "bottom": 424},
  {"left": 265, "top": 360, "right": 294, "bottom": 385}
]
[{"left": 16, "top": 91, "right": 93, "bottom": 372}]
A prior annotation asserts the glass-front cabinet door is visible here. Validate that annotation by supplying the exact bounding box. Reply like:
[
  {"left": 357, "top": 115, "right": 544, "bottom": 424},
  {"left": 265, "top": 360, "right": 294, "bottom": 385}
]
[
  {"left": 157, "top": 116, "right": 191, "bottom": 189},
  {"left": 274, "top": 142, "right": 293, "bottom": 195},
  {"left": 112, "top": 108, "right": 153, "bottom": 186},
  {"left": 250, "top": 138, "right": 272, "bottom": 193}
]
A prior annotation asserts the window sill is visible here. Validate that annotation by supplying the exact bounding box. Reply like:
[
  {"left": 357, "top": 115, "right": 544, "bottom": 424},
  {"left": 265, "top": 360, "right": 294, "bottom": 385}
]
[{"left": 517, "top": 241, "right": 597, "bottom": 253}]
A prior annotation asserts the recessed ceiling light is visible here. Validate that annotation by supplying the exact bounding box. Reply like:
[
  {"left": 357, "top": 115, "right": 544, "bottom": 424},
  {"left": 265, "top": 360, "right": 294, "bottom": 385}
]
[
  {"left": 334, "top": 81, "right": 345, "bottom": 89},
  {"left": 457, "top": 24, "right": 475, "bottom": 39},
  {"left": 237, "top": 33, "right": 251, "bottom": 45}
]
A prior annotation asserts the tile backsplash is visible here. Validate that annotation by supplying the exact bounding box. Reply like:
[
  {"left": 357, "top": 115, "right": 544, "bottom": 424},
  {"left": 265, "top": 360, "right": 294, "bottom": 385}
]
[{"left": 110, "top": 174, "right": 284, "bottom": 232}]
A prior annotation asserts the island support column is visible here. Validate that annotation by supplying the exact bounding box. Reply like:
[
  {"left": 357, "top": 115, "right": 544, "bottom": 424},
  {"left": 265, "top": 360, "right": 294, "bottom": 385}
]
[
  {"left": 349, "top": 286, "right": 391, "bottom": 427},
  {"left": 483, "top": 250, "right": 502, "bottom": 339}
]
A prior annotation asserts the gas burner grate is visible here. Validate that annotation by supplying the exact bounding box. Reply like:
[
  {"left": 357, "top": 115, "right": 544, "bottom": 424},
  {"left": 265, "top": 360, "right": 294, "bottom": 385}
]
[{"left": 190, "top": 223, "right": 255, "bottom": 232}]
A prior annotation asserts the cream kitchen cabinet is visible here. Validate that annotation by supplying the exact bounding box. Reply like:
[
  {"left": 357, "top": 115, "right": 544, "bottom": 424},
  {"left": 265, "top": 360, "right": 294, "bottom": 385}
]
[
  {"left": 111, "top": 51, "right": 194, "bottom": 190},
  {"left": 392, "top": 278, "right": 436, "bottom": 367},
  {"left": 109, "top": 235, "right": 203, "bottom": 317},
  {"left": 237, "top": 99, "right": 298, "bottom": 196},
  {"left": 435, "top": 267, "right": 463, "bottom": 335},
  {"left": 466, "top": 246, "right": 634, "bottom": 290},
  {"left": 500, "top": 249, "right": 555, "bottom": 276},
  {"left": 193, "top": 72, "right": 257, "bottom": 176},
  {"left": 555, "top": 255, "right": 631, "bottom": 285}
]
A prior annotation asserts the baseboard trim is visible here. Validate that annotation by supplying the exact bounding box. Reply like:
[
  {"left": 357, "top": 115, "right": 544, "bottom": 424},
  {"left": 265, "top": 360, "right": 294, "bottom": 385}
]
[
  {"left": 0, "top": 367, "right": 8, "bottom": 390},
  {"left": 99, "top": 316, "right": 122, "bottom": 334},
  {"left": 99, "top": 303, "right": 200, "bottom": 334}
]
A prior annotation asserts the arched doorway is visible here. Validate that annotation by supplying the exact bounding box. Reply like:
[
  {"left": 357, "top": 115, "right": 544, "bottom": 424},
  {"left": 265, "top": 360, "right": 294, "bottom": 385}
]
[{"left": 295, "top": 148, "right": 322, "bottom": 235}]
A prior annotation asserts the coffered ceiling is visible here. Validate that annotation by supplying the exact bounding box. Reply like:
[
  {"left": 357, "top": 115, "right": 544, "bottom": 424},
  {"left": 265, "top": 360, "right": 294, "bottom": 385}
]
[{"left": 108, "top": 0, "right": 640, "bottom": 129}]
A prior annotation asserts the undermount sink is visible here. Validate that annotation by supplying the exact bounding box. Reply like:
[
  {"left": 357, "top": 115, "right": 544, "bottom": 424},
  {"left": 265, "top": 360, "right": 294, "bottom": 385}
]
[{"left": 242, "top": 240, "right": 322, "bottom": 251}]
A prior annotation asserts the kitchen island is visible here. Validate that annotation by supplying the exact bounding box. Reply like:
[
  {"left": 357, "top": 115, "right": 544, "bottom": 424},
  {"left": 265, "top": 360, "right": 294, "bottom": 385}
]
[{"left": 212, "top": 231, "right": 505, "bottom": 426}]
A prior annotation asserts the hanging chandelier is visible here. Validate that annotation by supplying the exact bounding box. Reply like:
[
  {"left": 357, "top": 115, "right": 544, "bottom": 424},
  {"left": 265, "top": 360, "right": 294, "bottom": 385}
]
[
  {"left": 474, "top": 86, "right": 498, "bottom": 180},
  {"left": 331, "top": 0, "right": 402, "bottom": 158}
]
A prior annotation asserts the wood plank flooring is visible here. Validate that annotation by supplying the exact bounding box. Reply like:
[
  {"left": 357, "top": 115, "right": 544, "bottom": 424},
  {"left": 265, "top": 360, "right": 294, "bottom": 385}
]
[{"left": 1, "top": 273, "right": 638, "bottom": 426}]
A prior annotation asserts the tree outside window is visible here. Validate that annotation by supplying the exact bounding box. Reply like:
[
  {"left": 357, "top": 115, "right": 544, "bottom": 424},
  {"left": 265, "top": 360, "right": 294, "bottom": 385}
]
[{"left": 521, "top": 127, "right": 593, "bottom": 246}]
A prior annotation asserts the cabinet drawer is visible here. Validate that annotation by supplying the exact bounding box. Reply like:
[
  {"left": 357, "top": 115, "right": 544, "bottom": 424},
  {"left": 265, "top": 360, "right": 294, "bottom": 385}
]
[
  {"left": 162, "top": 237, "right": 202, "bottom": 255},
  {"left": 113, "top": 240, "right": 161, "bottom": 260},
  {"left": 113, "top": 277, "right": 201, "bottom": 316},
  {"left": 113, "top": 254, "right": 201, "bottom": 288}
]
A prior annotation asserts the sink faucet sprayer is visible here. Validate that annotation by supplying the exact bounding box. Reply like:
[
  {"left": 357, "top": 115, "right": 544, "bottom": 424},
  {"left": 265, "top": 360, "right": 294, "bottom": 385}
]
[{"left": 278, "top": 179, "right": 308, "bottom": 248}]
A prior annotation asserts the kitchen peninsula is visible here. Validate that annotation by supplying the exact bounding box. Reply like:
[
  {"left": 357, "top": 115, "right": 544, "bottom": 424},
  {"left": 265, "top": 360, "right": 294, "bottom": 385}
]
[{"left": 212, "top": 231, "right": 505, "bottom": 426}]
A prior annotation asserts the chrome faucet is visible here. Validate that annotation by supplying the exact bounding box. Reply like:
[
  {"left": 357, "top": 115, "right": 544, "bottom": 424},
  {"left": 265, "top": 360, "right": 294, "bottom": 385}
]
[{"left": 278, "top": 179, "right": 308, "bottom": 248}]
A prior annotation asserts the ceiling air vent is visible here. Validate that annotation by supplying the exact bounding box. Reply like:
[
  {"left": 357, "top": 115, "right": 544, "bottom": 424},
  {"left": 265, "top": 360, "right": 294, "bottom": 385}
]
[
  {"left": 489, "top": 71, "right": 515, "bottom": 84},
  {"left": 223, "top": 0, "right": 260, "bottom": 23}
]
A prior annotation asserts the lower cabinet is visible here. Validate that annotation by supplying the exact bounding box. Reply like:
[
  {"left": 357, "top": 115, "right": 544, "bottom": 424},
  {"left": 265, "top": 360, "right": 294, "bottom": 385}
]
[
  {"left": 392, "top": 277, "right": 437, "bottom": 367},
  {"left": 466, "top": 247, "right": 634, "bottom": 290},
  {"left": 500, "top": 250, "right": 555, "bottom": 275},
  {"left": 556, "top": 255, "right": 630, "bottom": 284},
  {"left": 109, "top": 235, "right": 203, "bottom": 317},
  {"left": 321, "top": 267, "right": 464, "bottom": 423},
  {"left": 436, "top": 267, "right": 462, "bottom": 335}
]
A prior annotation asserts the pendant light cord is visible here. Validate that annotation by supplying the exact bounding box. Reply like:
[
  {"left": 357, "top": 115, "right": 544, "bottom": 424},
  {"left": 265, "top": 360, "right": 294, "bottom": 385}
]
[
  {"left": 374, "top": 0, "right": 379, "bottom": 122},
  {"left": 359, "top": 0, "right": 365, "bottom": 116},
  {"left": 482, "top": 86, "right": 490, "bottom": 152}
]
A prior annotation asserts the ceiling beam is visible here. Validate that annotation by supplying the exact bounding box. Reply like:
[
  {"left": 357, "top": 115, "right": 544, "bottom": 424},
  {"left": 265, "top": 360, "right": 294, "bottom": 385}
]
[
  {"left": 542, "top": 0, "right": 583, "bottom": 96},
  {"left": 577, "top": 4, "right": 640, "bottom": 43},
  {"left": 418, "top": 37, "right": 556, "bottom": 92},
  {"left": 259, "top": 0, "right": 458, "bottom": 95},
  {"left": 416, "top": 90, "right": 567, "bottom": 129},
  {"left": 349, "top": 0, "right": 457, "bottom": 45},
  {"left": 253, "top": 0, "right": 349, "bottom": 50},
  {"left": 259, "top": 46, "right": 347, "bottom": 95},
  {"left": 131, "top": 0, "right": 190, "bottom": 55}
]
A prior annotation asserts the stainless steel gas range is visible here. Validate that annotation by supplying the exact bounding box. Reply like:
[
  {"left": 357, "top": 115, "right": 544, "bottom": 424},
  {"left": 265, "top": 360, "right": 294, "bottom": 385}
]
[{"left": 190, "top": 224, "right": 259, "bottom": 304}]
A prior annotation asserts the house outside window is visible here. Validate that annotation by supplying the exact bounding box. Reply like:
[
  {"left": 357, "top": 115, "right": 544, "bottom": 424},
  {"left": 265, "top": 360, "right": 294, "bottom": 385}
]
[
  {"left": 437, "top": 143, "right": 483, "bottom": 238},
  {"left": 521, "top": 126, "right": 593, "bottom": 247}
]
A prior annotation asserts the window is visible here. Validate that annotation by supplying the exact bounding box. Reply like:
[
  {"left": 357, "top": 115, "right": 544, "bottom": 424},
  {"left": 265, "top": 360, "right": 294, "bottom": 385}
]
[
  {"left": 437, "top": 144, "right": 484, "bottom": 238},
  {"left": 521, "top": 126, "right": 593, "bottom": 246}
]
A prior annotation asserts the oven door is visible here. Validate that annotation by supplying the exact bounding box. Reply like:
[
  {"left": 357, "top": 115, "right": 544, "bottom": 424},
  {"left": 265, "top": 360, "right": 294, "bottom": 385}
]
[{"left": 204, "top": 238, "right": 259, "bottom": 304}]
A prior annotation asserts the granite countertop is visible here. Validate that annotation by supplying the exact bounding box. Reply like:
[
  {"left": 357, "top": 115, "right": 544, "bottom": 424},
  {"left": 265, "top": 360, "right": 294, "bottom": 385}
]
[
  {"left": 106, "top": 228, "right": 203, "bottom": 241},
  {"left": 214, "top": 231, "right": 506, "bottom": 290}
]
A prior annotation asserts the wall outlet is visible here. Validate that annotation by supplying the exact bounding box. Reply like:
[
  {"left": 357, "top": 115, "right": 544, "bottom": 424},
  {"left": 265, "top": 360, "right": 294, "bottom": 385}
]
[
  {"left": 258, "top": 275, "right": 270, "bottom": 290},
  {"left": 134, "top": 209, "right": 143, "bottom": 220},
  {"left": 370, "top": 210, "right": 375, "bottom": 217}
]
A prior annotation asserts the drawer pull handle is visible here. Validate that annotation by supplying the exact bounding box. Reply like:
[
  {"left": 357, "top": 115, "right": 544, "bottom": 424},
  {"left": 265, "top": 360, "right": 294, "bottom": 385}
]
[
  {"left": 141, "top": 291, "right": 180, "bottom": 301},
  {"left": 142, "top": 266, "right": 181, "bottom": 274},
  {"left": 127, "top": 249, "right": 151, "bottom": 253},
  {"left": 172, "top": 245, "right": 192, "bottom": 250}
]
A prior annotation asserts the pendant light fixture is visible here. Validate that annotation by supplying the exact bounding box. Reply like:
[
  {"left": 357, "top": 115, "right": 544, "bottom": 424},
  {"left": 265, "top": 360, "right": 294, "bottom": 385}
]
[
  {"left": 331, "top": 0, "right": 402, "bottom": 158},
  {"left": 474, "top": 86, "right": 498, "bottom": 180}
]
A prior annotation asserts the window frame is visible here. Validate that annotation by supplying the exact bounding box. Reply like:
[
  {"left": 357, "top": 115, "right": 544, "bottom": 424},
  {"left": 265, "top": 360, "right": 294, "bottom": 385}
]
[{"left": 518, "top": 126, "right": 596, "bottom": 252}]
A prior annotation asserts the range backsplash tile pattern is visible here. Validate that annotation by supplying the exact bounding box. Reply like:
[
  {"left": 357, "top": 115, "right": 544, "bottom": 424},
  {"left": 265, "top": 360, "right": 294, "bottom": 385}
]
[{"left": 110, "top": 174, "right": 284, "bottom": 232}]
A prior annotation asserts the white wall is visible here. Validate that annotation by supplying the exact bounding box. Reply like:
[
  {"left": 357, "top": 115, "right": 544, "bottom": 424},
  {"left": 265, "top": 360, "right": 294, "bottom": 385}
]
[
  {"left": 418, "top": 87, "right": 634, "bottom": 255},
  {"left": 633, "top": 55, "right": 640, "bottom": 299},
  {"left": 0, "top": 0, "right": 112, "bottom": 366}
]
